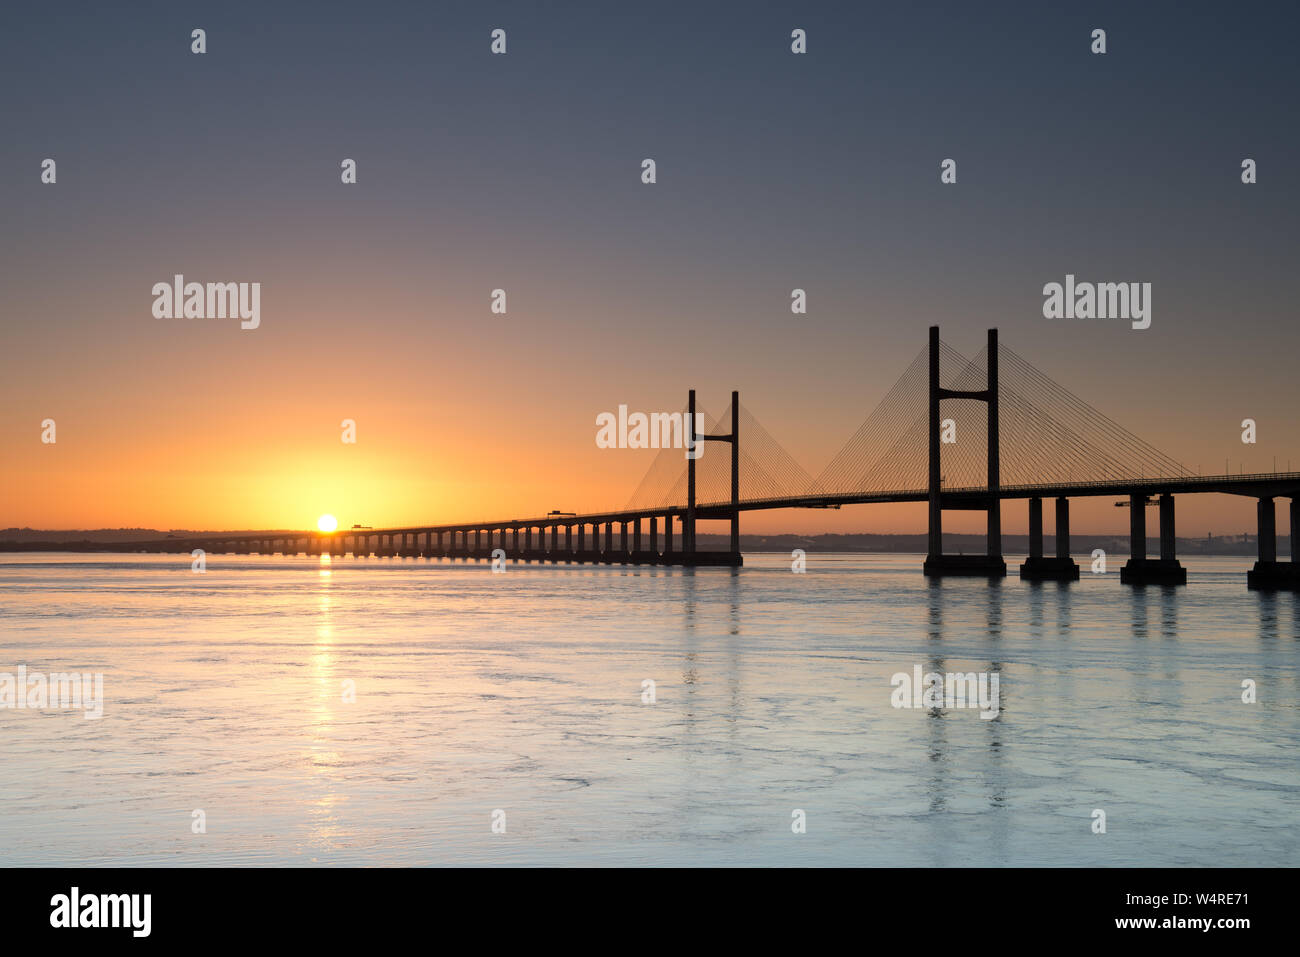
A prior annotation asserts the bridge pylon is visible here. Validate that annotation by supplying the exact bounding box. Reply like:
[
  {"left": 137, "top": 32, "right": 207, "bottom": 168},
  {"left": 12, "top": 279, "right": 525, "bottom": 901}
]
[
  {"left": 923, "top": 326, "right": 1007, "bottom": 578},
  {"left": 684, "top": 388, "right": 743, "bottom": 567}
]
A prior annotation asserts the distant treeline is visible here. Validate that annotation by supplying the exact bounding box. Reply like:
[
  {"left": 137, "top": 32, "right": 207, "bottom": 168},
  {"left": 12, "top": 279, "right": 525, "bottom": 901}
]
[{"left": 0, "top": 528, "right": 298, "bottom": 550}]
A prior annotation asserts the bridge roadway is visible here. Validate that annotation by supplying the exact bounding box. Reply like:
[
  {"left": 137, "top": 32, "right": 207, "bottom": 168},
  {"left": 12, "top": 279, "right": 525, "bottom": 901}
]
[{"left": 121, "top": 471, "right": 1300, "bottom": 588}]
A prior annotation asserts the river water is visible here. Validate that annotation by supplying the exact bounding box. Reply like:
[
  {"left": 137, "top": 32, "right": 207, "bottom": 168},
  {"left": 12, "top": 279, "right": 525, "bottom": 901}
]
[{"left": 0, "top": 552, "right": 1295, "bottom": 866}]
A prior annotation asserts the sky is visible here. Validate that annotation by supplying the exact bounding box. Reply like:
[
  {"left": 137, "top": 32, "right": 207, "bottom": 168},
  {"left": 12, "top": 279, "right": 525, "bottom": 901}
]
[{"left": 2, "top": 1, "right": 1297, "bottom": 536}]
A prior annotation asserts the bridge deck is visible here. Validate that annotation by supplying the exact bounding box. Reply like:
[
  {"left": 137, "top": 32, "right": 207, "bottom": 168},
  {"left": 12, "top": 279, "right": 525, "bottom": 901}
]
[{"left": 116, "top": 471, "right": 1300, "bottom": 552}]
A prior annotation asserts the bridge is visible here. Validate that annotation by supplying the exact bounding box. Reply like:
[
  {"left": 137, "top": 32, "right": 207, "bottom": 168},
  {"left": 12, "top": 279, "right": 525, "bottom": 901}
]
[{"left": 132, "top": 327, "right": 1300, "bottom": 589}]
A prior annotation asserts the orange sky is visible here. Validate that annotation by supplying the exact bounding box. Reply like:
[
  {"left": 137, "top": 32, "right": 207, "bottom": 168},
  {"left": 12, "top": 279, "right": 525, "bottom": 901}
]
[
  {"left": 1, "top": 268, "right": 1293, "bottom": 537},
  {"left": 3, "top": 322, "right": 1285, "bottom": 539}
]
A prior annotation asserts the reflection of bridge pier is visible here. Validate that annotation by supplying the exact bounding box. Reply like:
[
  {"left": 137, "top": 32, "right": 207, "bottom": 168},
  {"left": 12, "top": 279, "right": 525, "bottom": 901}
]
[
  {"left": 1020, "top": 496, "right": 1080, "bottom": 580},
  {"left": 1247, "top": 496, "right": 1300, "bottom": 589},
  {"left": 1121, "top": 493, "right": 1187, "bottom": 584}
]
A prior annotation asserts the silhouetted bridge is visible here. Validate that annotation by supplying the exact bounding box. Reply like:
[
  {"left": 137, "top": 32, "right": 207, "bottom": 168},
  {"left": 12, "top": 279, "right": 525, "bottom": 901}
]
[{"left": 133, "top": 327, "right": 1300, "bottom": 589}]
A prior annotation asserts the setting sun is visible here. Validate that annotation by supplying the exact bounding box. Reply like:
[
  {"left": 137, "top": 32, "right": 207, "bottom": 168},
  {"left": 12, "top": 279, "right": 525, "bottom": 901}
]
[{"left": 317, "top": 514, "right": 338, "bottom": 532}]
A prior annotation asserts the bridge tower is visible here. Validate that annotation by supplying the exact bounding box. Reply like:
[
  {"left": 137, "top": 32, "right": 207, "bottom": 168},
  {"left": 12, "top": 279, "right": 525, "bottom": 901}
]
[
  {"left": 923, "top": 326, "right": 1007, "bottom": 578},
  {"left": 687, "top": 388, "right": 696, "bottom": 558},
  {"left": 684, "top": 388, "right": 743, "bottom": 567}
]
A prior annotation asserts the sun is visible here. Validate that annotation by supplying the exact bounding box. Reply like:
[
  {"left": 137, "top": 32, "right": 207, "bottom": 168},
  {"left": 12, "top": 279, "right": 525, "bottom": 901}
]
[{"left": 317, "top": 514, "right": 338, "bottom": 533}]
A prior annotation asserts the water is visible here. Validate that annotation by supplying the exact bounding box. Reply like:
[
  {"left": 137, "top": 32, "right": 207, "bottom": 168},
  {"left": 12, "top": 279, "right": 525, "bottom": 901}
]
[{"left": 0, "top": 552, "right": 1296, "bottom": 867}]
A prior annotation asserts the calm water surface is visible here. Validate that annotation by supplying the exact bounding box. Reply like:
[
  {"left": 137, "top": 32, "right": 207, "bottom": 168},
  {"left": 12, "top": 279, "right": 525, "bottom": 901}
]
[{"left": 0, "top": 552, "right": 1296, "bottom": 866}]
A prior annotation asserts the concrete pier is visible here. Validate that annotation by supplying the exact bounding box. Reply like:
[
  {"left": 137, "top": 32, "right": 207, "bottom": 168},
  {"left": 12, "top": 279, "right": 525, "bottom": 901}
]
[
  {"left": 1020, "top": 495, "right": 1080, "bottom": 580},
  {"left": 1121, "top": 493, "right": 1186, "bottom": 584},
  {"left": 1247, "top": 496, "right": 1300, "bottom": 589}
]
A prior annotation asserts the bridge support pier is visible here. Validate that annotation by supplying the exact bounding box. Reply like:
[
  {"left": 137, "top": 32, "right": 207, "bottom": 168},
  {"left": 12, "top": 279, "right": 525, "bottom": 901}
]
[
  {"left": 1247, "top": 496, "right": 1300, "bottom": 589},
  {"left": 1020, "top": 496, "right": 1080, "bottom": 580},
  {"left": 1121, "top": 493, "right": 1186, "bottom": 584}
]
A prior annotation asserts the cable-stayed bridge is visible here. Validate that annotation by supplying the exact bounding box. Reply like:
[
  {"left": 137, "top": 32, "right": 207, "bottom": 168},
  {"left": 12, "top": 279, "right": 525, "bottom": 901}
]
[{"left": 136, "top": 327, "right": 1300, "bottom": 589}]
